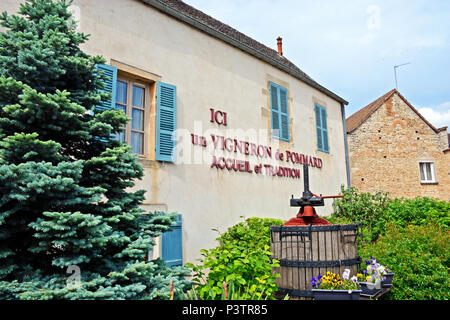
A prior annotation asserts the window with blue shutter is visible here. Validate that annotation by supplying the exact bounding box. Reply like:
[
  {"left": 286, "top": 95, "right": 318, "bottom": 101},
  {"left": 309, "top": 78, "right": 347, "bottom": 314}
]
[
  {"left": 269, "top": 82, "right": 290, "bottom": 142},
  {"left": 315, "top": 103, "right": 329, "bottom": 153},
  {"left": 161, "top": 214, "right": 182, "bottom": 266},
  {"left": 94, "top": 64, "right": 117, "bottom": 112},
  {"left": 156, "top": 82, "right": 177, "bottom": 162}
]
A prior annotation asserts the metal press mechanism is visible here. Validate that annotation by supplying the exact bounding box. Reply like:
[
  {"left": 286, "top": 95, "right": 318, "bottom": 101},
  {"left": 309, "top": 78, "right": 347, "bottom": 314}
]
[{"left": 285, "top": 164, "right": 343, "bottom": 226}]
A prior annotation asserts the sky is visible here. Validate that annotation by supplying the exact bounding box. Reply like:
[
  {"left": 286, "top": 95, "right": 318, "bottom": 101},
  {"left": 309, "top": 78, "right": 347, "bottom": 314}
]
[{"left": 184, "top": 0, "right": 450, "bottom": 129}]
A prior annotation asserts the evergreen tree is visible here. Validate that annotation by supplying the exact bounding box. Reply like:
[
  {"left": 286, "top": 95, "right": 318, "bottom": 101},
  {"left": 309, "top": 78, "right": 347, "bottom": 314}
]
[{"left": 0, "top": 0, "right": 190, "bottom": 299}]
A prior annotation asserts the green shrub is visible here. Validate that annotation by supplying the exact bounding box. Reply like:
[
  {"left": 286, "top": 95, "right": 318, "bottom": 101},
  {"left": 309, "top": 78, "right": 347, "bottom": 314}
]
[
  {"left": 178, "top": 280, "right": 288, "bottom": 300},
  {"left": 331, "top": 186, "right": 391, "bottom": 241},
  {"left": 384, "top": 197, "right": 450, "bottom": 230},
  {"left": 331, "top": 188, "right": 449, "bottom": 241},
  {"left": 186, "top": 217, "right": 283, "bottom": 300},
  {"left": 358, "top": 223, "right": 449, "bottom": 300}
]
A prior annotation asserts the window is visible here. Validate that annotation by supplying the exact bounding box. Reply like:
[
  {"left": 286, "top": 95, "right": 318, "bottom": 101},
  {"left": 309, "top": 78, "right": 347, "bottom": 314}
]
[
  {"left": 115, "top": 78, "right": 149, "bottom": 155},
  {"left": 269, "top": 82, "right": 290, "bottom": 142},
  {"left": 419, "top": 161, "right": 436, "bottom": 183},
  {"left": 95, "top": 64, "right": 177, "bottom": 162},
  {"left": 315, "top": 103, "right": 329, "bottom": 153}
]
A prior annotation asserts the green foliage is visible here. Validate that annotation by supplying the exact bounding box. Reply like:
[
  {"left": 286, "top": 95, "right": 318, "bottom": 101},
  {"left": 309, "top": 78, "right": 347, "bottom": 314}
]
[
  {"left": 384, "top": 197, "right": 450, "bottom": 230},
  {"left": 186, "top": 217, "right": 283, "bottom": 300},
  {"left": 0, "top": 0, "right": 191, "bottom": 299},
  {"left": 331, "top": 186, "right": 390, "bottom": 241},
  {"left": 331, "top": 188, "right": 449, "bottom": 300},
  {"left": 178, "top": 280, "right": 288, "bottom": 300},
  {"left": 331, "top": 187, "right": 449, "bottom": 241},
  {"left": 358, "top": 223, "right": 449, "bottom": 300}
]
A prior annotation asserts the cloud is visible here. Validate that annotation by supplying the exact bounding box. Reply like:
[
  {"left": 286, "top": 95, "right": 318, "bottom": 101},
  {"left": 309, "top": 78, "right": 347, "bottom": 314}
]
[{"left": 417, "top": 103, "right": 450, "bottom": 129}]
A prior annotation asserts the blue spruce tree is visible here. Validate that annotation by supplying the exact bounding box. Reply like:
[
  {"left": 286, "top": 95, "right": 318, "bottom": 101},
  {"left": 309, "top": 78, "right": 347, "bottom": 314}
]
[{"left": 0, "top": 0, "right": 190, "bottom": 299}]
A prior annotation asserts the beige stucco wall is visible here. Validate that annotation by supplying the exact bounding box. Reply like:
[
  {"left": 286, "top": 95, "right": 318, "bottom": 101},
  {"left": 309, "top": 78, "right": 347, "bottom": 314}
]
[
  {"left": 1, "top": 0, "right": 349, "bottom": 265},
  {"left": 348, "top": 93, "right": 450, "bottom": 201}
]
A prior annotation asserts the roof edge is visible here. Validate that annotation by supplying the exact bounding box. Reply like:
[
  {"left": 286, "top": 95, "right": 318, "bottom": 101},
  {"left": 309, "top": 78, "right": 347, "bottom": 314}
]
[
  {"left": 394, "top": 90, "right": 441, "bottom": 134},
  {"left": 140, "top": 0, "right": 348, "bottom": 105},
  {"left": 346, "top": 89, "right": 396, "bottom": 134},
  {"left": 347, "top": 89, "right": 445, "bottom": 134}
]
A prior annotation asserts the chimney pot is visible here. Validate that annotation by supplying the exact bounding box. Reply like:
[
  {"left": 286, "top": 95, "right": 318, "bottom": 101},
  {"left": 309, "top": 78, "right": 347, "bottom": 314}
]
[{"left": 277, "top": 37, "right": 283, "bottom": 55}]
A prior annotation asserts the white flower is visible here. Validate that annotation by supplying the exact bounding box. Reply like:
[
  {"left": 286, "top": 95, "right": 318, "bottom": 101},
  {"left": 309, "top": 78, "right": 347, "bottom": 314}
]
[{"left": 351, "top": 276, "right": 358, "bottom": 283}]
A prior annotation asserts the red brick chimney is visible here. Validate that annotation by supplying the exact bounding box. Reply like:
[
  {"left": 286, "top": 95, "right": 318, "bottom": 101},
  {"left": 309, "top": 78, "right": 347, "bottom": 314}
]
[{"left": 277, "top": 37, "right": 283, "bottom": 56}]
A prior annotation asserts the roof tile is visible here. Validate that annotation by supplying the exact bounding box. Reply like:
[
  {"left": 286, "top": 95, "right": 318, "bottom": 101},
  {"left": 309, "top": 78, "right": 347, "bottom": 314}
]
[{"left": 140, "top": 0, "right": 347, "bottom": 104}]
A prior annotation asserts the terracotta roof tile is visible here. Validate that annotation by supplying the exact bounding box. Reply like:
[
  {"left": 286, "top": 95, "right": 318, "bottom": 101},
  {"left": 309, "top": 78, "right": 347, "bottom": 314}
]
[
  {"left": 153, "top": 0, "right": 312, "bottom": 79},
  {"left": 346, "top": 89, "right": 396, "bottom": 133},
  {"left": 346, "top": 89, "right": 445, "bottom": 134}
]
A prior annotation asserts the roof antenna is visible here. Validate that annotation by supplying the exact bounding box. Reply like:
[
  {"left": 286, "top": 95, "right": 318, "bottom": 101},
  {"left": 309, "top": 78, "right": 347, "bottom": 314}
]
[{"left": 394, "top": 63, "right": 411, "bottom": 90}]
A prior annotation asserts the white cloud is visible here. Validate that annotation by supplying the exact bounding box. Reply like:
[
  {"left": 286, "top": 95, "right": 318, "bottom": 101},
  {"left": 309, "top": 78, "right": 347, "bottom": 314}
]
[{"left": 418, "top": 104, "right": 450, "bottom": 128}]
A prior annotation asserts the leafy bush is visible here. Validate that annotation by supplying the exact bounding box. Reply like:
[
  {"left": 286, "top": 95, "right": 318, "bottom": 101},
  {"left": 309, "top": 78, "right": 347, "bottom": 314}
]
[
  {"left": 384, "top": 197, "right": 450, "bottom": 230},
  {"left": 178, "top": 280, "right": 288, "bottom": 300},
  {"left": 358, "top": 223, "right": 449, "bottom": 300},
  {"left": 186, "top": 217, "right": 283, "bottom": 300},
  {"left": 331, "top": 187, "right": 449, "bottom": 241},
  {"left": 331, "top": 186, "right": 390, "bottom": 241}
]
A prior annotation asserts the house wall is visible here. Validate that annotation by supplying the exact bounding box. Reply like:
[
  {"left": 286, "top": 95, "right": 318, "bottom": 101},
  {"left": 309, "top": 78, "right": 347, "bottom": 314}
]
[
  {"left": 348, "top": 93, "right": 450, "bottom": 201},
  {"left": 1, "top": 0, "right": 349, "bottom": 264}
]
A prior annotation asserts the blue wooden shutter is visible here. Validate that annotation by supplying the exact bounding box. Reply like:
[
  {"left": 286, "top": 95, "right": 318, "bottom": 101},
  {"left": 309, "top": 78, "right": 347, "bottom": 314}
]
[
  {"left": 321, "top": 107, "right": 329, "bottom": 152},
  {"left": 279, "top": 87, "right": 290, "bottom": 141},
  {"left": 315, "top": 104, "right": 323, "bottom": 151},
  {"left": 156, "top": 82, "right": 177, "bottom": 162},
  {"left": 315, "top": 103, "right": 329, "bottom": 153},
  {"left": 270, "top": 82, "right": 289, "bottom": 142},
  {"left": 94, "top": 64, "right": 117, "bottom": 112},
  {"left": 270, "top": 83, "right": 280, "bottom": 138},
  {"left": 161, "top": 214, "right": 182, "bottom": 266}
]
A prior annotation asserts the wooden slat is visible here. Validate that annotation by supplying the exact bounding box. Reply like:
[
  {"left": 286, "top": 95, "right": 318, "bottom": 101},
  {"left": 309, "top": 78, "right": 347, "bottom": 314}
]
[{"left": 318, "top": 230, "right": 326, "bottom": 278}]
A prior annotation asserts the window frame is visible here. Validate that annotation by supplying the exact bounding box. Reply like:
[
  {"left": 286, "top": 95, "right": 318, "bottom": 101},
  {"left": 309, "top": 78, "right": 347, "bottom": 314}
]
[
  {"left": 116, "top": 76, "right": 151, "bottom": 157},
  {"left": 419, "top": 161, "right": 437, "bottom": 184}
]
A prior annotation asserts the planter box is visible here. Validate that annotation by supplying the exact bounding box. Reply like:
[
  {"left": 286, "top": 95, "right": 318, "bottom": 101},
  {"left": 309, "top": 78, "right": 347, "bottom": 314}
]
[
  {"left": 312, "top": 289, "right": 362, "bottom": 300},
  {"left": 382, "top": 273, "right": 395, "bottom": 288},
  {"left": 358, "top": 281, "right": 382, "bottom": 298}
]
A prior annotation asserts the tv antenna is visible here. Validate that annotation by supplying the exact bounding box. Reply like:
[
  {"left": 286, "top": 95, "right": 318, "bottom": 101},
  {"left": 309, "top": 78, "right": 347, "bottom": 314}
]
[{"left": 394, "top": 63, "right": 411, "bottom": 89}]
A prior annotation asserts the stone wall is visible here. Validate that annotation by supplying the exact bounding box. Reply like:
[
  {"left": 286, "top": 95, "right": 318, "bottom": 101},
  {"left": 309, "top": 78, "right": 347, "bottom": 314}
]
[{"left": 348, "top": 93, "right": 449, "bottom": 201}]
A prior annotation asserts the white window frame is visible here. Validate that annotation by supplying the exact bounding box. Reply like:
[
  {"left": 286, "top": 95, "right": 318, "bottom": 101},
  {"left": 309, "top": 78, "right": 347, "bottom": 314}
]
[{"left": 419, "top": 161, "right": 437, "bottom": 184}]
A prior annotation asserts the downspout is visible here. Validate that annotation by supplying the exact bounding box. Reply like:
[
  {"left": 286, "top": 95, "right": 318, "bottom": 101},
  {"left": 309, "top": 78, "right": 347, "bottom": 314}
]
[{"left": 341, "top": 103, "right": 351, "bottom": 189}]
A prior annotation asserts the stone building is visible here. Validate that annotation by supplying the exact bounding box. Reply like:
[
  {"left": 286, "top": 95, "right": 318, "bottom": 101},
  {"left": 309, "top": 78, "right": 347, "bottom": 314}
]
[
  {"left": 2, "top": 0, "right": 351, "bottom": 265},
  {"left": 346, "top": 89, "right": 449, "bottom": 200}
]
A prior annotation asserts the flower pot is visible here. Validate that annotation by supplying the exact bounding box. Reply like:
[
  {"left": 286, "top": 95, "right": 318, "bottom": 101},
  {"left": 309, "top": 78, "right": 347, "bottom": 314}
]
[
  {"left": 382, "top": 273, "right": 395, "bottom": 288},
  {"left": 312, "top": 289, "right": 362, "bottom": 300},
  {"left": 358, "top": 281, "right": 382, "bottom": 298}
]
